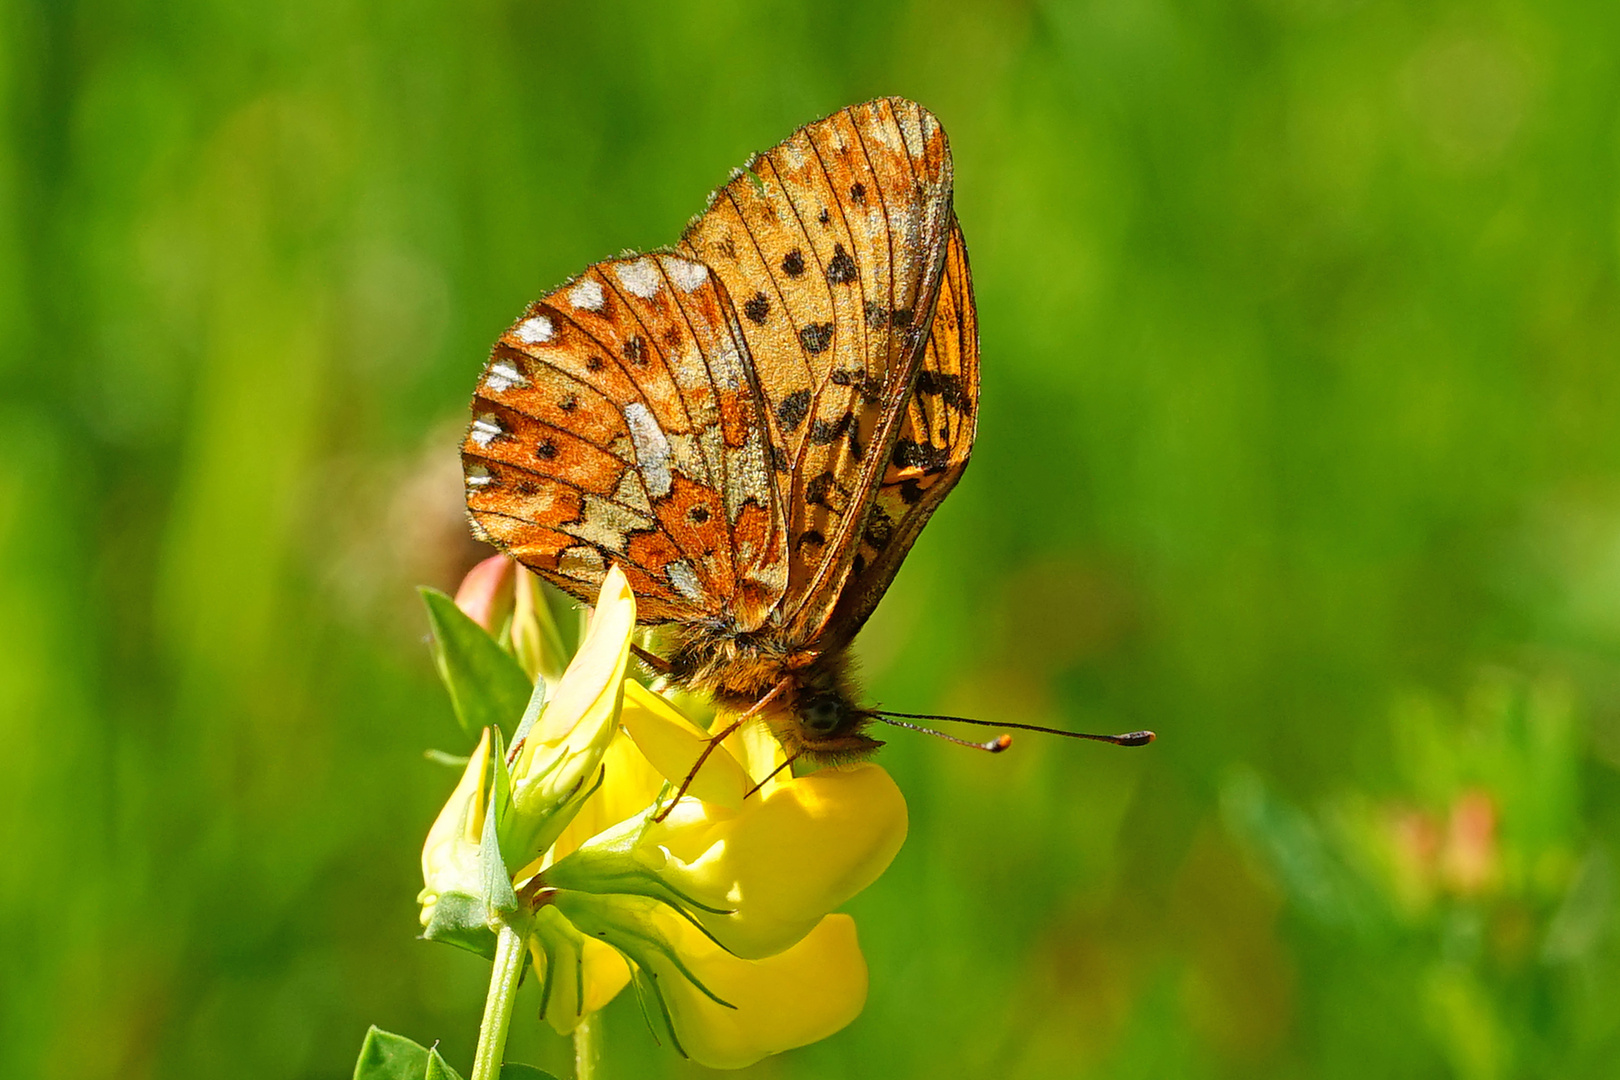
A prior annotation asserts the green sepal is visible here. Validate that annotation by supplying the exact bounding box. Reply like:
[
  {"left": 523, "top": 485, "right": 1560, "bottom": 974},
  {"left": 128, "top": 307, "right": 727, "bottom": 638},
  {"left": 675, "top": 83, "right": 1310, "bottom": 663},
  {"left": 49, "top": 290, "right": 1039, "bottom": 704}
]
[
  {"left": 550, "top": 891, "right": 737, "bottom": 1011},
  {"left": 629, "top": 967, "right": 688, "bottom": 1060},
  {"left": 480, "top": 727, "right": 520, "bottom": 923},
  {"left": 420, "top": 890, "right": 497, "bottom": 959},
  {"left": 352, "top": 1027, "right": 465, "bottom": 1080},
  {"left": 420, "top": 587, "right": 533, "bottom": 740},
  {"left": 543, "top": 810, "right": 734, "bottom": 919},
  {"left": 531, "top": 905, "right": 589, "bottom": 1035}
]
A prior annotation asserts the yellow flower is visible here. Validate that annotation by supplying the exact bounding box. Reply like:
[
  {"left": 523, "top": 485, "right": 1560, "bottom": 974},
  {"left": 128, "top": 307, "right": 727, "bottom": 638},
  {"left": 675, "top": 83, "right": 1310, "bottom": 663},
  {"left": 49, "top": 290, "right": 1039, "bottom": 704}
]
[{"left": 420, "top": 563, "right": 908, "bottom": 1069}]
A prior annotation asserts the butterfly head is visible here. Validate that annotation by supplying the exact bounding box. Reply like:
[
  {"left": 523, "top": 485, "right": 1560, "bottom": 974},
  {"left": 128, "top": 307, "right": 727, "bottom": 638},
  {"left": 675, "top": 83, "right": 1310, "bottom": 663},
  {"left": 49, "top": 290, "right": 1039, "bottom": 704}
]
[{"left": 788, "top": 686, "right": 883, "bottom": 764}]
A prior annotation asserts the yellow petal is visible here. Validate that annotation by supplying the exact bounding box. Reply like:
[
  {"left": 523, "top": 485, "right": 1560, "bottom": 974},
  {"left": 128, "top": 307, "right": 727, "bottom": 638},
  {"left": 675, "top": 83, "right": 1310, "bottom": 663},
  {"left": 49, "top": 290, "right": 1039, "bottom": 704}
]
[
  {"left": 648, "top": 911, "right": 867, "bottom": 1070},
  {"left": 528, "top": 565, "right": 634, "bottom": 749},
  {"left": 581, "top": 936, "right": 632, "bottom": 1013},
  {"left": 649, "top": 763, "right": 907, "bottom": 958},
  {"left": 620, "top": 679, "right": 751, "bottom": 809},
  {"left": 724, "top": 718, "right": 790, "bottom": 798},
  {"left": 549, "top": 729, "right": 668, "bottom": 863}
]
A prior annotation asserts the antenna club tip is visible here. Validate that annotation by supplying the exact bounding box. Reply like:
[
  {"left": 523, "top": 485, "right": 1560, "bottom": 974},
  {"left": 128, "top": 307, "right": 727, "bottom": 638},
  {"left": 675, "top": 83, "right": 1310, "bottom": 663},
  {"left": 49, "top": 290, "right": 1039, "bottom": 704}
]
[
  {"left": 992, "top": 734, "right": 1013, "bottom": 752},
  {"left": 1123, "top": 730, "right": 1156, "bottom": 746}
]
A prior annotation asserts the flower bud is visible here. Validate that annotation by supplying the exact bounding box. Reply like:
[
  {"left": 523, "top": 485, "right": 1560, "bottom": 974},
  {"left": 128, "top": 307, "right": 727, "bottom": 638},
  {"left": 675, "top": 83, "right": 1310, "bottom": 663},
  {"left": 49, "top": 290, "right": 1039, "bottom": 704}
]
[
  {"left": 453, "top": 554, "right": 515, "bottom": 633},
  {"left": 419, "top": 727, "right": 493, "bottom": 936}
]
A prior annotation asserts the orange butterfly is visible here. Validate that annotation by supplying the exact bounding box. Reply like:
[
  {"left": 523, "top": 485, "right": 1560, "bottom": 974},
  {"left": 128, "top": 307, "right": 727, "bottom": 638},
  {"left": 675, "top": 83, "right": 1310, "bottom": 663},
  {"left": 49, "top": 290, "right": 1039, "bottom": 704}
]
[{"left": 464, "top": 97, "right": 976, "bottom": 767}]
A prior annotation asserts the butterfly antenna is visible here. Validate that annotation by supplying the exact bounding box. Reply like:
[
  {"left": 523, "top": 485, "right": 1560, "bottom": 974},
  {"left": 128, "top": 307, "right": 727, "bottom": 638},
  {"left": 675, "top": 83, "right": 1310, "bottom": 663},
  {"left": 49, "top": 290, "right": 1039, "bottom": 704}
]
[
  {"left": 872, "top": 714, "right": 1013, "bottom": 752},
  {"left": 877, "top": 710, "right": 1155, "bottom": 747}
]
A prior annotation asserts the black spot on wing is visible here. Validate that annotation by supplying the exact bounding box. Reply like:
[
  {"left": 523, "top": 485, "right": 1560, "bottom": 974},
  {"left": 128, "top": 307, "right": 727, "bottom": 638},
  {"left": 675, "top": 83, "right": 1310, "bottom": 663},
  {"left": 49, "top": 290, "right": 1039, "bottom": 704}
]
[
  {"left": 892, "top": 438, "right": 950, "bottom": 473},
  {"left": 805, "top": 471, "right": 836, "bottom": 508},
  {"left": 799, "top": 323, "right": 834, "bottom": 354},
  {"left": 861, "top": 507, "right": 894, "bottom": 551},
  {"left": 808, "top": 413, "right": 851, "bottom": 446},
  {"left": 781, "top": 249, "right": 805, "bottom": 277},
  {"left": 776, "top": 389, "right": 812, "bottom": 432},
  {"left": 744, "top": 292, "right": 770, "bottom": 324},
  {"left": 830, "top": 368, "right": 886, "bottom": 404},
  {"left": 916, "top": 369, "right": 971, "bottom": 413},
  {"left": 826, "top": 244, "right": 858, "bottom": 285}
]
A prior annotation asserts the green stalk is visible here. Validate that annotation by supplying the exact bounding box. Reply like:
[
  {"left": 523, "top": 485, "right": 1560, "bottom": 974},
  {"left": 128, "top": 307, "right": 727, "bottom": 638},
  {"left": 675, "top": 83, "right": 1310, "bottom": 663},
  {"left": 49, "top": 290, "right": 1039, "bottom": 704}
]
[
  {"left": 573, "top": 1012, "right": 599, "bottom": 1080},
  {"left": 471, "top": 922, "right": 528, "bottom": 1080}
]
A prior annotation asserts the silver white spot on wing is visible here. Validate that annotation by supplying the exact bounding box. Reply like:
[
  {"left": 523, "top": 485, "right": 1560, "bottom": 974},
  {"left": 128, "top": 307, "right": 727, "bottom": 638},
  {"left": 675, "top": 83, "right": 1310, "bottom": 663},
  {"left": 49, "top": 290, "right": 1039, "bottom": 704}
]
[
  {"left": 485, "top": 360, "right": 528, "bottom": 392},
  {"left": 614, "top": 259, "right": 662, "bottom": 299},
  {"left": 899, "top": 108, "right": 924, "bottom": 157},
  {"left": 466, "top": 464, "right": 494, "bottom": 489},
  {"left": 515, "top": 316, "right": 554, "bottom": 344},
  {"left": 710, "top": 340, "right": 745, "bottom": 390},
  {"left": 867, "top": 110, "right": 900, "bottom": 151},
  {"left": 569, "top": 278, "right": 605, "bottom": 311},
  {"left": 622, "top": 401, "right": 672, "bottom": 498},
  {"left": 667, "top": 559, "right": 704, "bottom": 601},
  {"left": 559, "top": 545, "right": 606, "bottom": 577},
  {"left": 665, "top": 258, "right": 709, "bottom": 292},
  {"left": 470, "top": 413, "right": 504, "bottom": 448}
]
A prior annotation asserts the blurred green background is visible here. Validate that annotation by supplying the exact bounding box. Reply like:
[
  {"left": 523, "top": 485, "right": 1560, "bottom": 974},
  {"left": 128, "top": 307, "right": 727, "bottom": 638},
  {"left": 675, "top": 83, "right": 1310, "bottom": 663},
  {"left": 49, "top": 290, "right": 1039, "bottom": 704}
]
[{"left": 5, "top": 0, "right": 1619, "bottom": 1077}]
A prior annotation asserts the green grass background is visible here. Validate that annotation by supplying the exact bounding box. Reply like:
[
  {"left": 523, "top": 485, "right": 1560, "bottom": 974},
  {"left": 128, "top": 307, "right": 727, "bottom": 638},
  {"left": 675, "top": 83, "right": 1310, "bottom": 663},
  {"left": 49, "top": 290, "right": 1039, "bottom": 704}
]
[{"left": 4, "top": 1, "right": 1619, "bottom": 1077}]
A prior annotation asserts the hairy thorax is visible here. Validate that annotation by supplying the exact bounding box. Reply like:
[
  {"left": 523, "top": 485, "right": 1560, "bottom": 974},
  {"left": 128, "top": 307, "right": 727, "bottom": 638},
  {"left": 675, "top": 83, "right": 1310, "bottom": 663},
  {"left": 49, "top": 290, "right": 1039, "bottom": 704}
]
[{"left": 665, "top": 624, "right": 882, "bottom": 764}]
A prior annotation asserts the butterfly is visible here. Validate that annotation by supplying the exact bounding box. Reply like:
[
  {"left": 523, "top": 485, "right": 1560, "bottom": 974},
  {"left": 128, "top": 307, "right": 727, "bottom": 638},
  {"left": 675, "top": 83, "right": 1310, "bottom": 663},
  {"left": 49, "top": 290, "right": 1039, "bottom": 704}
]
[{"left": 462, "top": 97, "right": 977, "bottom": 767}]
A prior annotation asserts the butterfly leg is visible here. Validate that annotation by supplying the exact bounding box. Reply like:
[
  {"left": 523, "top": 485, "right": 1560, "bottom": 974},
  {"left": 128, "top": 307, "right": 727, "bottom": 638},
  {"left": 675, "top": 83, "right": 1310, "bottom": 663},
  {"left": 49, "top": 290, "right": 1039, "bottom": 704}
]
[
  {"left": 652, "top": 676, "right": 792, "bottom": 823},
  {"left": 630, "top": 642, "right": 673, "bottom": 676}
]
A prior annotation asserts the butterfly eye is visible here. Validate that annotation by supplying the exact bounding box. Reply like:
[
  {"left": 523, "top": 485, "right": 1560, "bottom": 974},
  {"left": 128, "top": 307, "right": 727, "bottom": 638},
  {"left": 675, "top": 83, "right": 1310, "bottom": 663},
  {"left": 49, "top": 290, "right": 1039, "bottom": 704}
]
[{"left": 802, "top": 697, "right": 843, "bottom": 735}]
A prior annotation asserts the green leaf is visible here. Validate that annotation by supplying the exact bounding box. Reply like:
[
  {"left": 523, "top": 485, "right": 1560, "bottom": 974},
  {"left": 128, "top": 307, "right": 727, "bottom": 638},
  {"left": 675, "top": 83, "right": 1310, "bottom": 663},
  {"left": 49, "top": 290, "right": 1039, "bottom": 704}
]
[
  {"left": 353, "top": 1027, "right": 431, "bottom": 1080},
  {"left": 499, "top": 1065, "right": 561, "bottom": 1080},
  {"left": 424, "top": 1048, "right": 466, "bottom": 1080},
  {"left": 421, "top": 587, "right": 533, "bottom": 740},
  {"left": 352, "top": 1027, "right": 467, "bottom": 1080}
]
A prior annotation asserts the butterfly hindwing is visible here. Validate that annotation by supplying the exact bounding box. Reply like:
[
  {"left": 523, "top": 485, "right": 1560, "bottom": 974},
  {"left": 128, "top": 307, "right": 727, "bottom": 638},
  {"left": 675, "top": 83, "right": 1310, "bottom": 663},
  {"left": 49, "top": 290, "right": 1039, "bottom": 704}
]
[
  {"left": 464, "top": 254, "right": 788, "bottom": 628},
  {"left": 680, "top": 97, "right": 956, "bottom": 645},
  {"left": 825, "top": 215, "right": 979, "bottom": 649}
]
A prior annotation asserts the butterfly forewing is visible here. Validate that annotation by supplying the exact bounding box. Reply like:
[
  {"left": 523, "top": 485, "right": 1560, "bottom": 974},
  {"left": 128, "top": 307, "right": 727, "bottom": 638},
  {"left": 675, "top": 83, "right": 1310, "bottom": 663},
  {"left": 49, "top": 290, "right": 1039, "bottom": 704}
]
[
  {"left": 464, "top": 96, "right": 969, "bottom": 676},
  {"left": 825, "top": 216, "right": 979, "bottom": 649},
  {"left": 464, "top": 254, "right": 788, "bottom": 628},
  {"left": 680, "top": 97, "right": 955, "bottom": 645}
]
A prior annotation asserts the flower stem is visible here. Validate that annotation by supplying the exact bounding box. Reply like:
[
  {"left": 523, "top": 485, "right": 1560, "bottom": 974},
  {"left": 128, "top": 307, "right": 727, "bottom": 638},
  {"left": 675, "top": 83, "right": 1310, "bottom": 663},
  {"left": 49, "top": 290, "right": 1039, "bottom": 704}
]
[
  {"left": 471, "top": 922, "right": 528, "bottom": 1080},
  {"left": 573, "top": 1012, "right": 599, "bottom": 1080}
]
